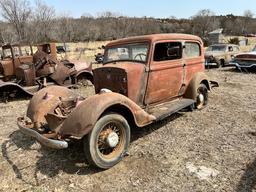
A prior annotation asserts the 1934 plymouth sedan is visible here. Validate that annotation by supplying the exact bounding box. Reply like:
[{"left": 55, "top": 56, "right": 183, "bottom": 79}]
[{"left": 18, "top": 34, "right": 218, "bottom": 169}]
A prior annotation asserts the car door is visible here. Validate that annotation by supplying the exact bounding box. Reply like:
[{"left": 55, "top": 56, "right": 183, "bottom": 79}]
[
  {"left": 144, "top": 41, "right": 184, "bottom": 105},
  {"left": 232, "top": 45, "right": 240, "bottom": 58},
  {"left": 227, "top": 45, "right": 236, "bottom": 62}
]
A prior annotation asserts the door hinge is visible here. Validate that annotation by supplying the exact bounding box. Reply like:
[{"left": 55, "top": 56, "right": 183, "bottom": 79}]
[{"left": 145, "top": 67, "right": 150, "bottom": 72}]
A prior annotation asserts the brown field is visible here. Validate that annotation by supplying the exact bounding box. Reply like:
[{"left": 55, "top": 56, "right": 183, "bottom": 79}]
[{"left": 0, "top": 41, "right": 256, "bottom": 191}]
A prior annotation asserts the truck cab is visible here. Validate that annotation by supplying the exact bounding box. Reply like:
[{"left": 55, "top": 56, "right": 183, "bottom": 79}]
[
  {"left": 0, "top": 44, "right": 33, "bottom": 81},
  {"left": 94, "top": 33, "right": 206, "bottom": 107}
]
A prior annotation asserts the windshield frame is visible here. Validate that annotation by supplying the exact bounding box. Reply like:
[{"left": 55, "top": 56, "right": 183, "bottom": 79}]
[
  {"left": 103, "top": 42, "right": 150, "bottom": 65},
  {"left": 2, "top": 47, "right": 13, "bottom": 59}
]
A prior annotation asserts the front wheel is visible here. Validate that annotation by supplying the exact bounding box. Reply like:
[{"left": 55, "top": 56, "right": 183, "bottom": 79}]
[
  {"left": 84, "top": 113, "right": 131, "bottom": 169},
  {"left": 195, "top": 84, "right": 208, "bottom": 110}
]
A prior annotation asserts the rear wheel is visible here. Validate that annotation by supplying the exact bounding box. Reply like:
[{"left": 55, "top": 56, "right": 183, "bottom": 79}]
[
  {"left": 195, "top": 84, "right": 208, "bottom": 110},
  {"left": 221, "top": 59, "right": 225, "bottom": 67},
  {"left": 216, "top": 60, "right": 221, "bottom": 68},
  {"left": 84, "top": 113, "right": 130, "bottom": 169}
]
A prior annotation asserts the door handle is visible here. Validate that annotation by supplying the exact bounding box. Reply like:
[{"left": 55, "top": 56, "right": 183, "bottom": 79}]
[{"left": 183, "top": 63, "right": 186, "bottom": 67}]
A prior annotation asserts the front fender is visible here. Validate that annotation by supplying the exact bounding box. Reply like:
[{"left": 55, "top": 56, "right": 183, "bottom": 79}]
[
  {"left": 184, "top": 72, "right": 210, "bottom": 100},
  {"left": 0, "top": 80, "right": 33, "bottom": 98},
  {"left": 59, "top": 92, "right": 156, "bottom": 138},
  {"left": 27, "top": 86, "right": 80, "bottom": 128}
]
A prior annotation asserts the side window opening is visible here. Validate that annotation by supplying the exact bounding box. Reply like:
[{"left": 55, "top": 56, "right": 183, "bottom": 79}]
[
  {"left": 185, "top": 42, "right": 201, "bottom": 58},
  {"left": 154, "top": 42, "right": 182, "bottom": 61}
]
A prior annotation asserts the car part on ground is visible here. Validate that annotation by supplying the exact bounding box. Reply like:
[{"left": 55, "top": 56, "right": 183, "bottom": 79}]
[{"left": 18, "top": 33, "right": 219, "bottom": 169}]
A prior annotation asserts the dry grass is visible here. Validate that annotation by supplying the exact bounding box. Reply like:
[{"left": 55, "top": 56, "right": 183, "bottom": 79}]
[
  {"left": 1, "top": 66, "right": 256, "bottom": 191},
  {"left": 225, "top": 36, "right": 256, "bottom": 52},
  {"left": 57, "top": 41, "right": 109, "bottom": 64}
]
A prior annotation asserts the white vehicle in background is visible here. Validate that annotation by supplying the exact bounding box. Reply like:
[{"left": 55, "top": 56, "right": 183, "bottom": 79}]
[
  {"left": 230, "top": 46, "right": 256, "bottom": 71},
  {"left": 205, "top": 44, "right": 240, "bottom": 68}
]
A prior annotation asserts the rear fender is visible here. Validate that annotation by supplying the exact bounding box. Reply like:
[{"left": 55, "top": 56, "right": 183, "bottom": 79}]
[
  {"left": 59, "top": 92, "right": 156, "bottom": 138},
  {"left": 0, "top": 80, "right": 33, "bottom": 98},
  {"left": 184, "top": 72, "right": 211, "bottom": 100},
  {"left": 74, "top": 70, "right": 93, "bottom": 83}
]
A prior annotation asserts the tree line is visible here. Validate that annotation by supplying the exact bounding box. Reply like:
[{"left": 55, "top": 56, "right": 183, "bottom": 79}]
[{"left": 0, "top": 0, "right": 255, "bottom": 45}]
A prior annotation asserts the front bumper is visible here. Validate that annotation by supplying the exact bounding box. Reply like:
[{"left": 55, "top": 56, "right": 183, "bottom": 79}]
[
  {"left": 17, "top": 117, "right": 68, "bottom": 149},
  {"left": 230, "top": 62, "right": 256, "bottom": 69},
  {"left": 205, "top": 61, "right": 217, "bottom": 66}
]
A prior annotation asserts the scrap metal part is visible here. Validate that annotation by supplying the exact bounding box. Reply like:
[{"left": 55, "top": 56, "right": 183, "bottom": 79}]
[
  {"left": 17, "top": 117, "right": 68, "bottom": 149},
  {"left": 0, "top": 80, "right": 34, "bottom": 99}
]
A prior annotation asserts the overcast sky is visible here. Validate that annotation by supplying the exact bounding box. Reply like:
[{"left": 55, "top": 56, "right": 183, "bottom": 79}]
[{"left": 42, "top": 0, "right": 256, "bottom": 18}]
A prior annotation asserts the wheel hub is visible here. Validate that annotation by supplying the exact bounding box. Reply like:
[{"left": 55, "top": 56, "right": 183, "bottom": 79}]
[
  {"left": 198, "top": 94, "right": 204, "bottom": 103},
  {"left": 106, "top": 132, "right": 119, "bottom": 148}
]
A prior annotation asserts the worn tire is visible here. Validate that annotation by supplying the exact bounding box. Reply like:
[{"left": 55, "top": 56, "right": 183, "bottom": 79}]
[
  {"left": 195, "top": 83, "right": 208, "bottom": 110},
  {"left": 221, "top": 59, "right": 225, "bottom": 67},
  {"left": 84, "top": 113, "right": 130, "bottom": 169},
  {"left": 216, "top": 60, "right": 221, "bottom": 68}
]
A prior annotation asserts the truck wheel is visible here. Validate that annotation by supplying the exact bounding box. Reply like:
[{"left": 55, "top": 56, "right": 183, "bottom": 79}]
[
  {"left": 216, "top": 60, "right": 221, "bottom": 68},
  {"left": 221, "top": 59, "right": 225, "bottom": 67},
  {"left": 84, "top": 113, "right": 130, "bottom": 169},
  {"left": 196, "top": 84, "right": 208, "bottom": 110}
]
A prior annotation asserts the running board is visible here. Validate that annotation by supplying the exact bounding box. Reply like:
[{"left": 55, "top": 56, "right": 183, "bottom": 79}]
[{"left": 148, "top": 98, "right": 195, "bottom": 121}]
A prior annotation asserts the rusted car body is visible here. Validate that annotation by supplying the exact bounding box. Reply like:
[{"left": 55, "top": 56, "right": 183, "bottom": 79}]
[
  {"left": 18, "top": 33, "right": 218, "bottom": 169},
  {"left": 205, "top": 44, "right": 240, "bottom": 67},
  {"left": 0, "top": 43, "right": 93, "bottom": 100},
  {"left": 230, "top": 45, "right": 256, "bottom": 71},
  {"left": 0, "top": 44, "right": 34, "bottom": 80}
]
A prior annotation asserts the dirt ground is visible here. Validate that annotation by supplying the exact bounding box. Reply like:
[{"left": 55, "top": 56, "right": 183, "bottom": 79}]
[{"left": 0, "top": 67, "right": 256, "bottom": 192}]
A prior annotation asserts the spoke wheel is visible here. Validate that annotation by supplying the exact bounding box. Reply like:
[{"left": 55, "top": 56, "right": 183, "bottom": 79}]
[
  {"left": 84, "top": 113, "right": 130, "bottom": 169},
  {"left": 97, "top": 122, "right": 125, "bottom": 159}
]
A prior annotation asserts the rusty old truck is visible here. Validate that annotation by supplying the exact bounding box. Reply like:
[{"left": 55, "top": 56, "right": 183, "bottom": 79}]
[
  {"left": 0, "top": 43, "right": 93, "bottom": 101},
  {"left": 18, "top": 34, "right": 218, "bottom": 169}
]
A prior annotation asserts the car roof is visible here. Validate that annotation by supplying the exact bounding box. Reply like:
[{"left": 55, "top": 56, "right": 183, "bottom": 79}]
[
  {"left": 209, "top": 44, "right": 238, "bottom": 47},
  {"left": 106, "top": 33, "right": 203, "bottom": 47}
]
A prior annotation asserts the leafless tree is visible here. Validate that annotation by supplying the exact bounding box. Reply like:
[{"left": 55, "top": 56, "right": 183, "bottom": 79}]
[
  {"left": 0, "top": 0, "right": 31, "bottom": 42},
  {"left": 32, "top": 0, "right": 55, "bottom": 42},
  {"left": 191, "top": 9, "right": 220, "bottom": 38},
  {"left": 243, "top": 10, "right": 254, "bottom": 34},
  {"left": 0, "top": 22, "right": 16, "bottom": 43}
]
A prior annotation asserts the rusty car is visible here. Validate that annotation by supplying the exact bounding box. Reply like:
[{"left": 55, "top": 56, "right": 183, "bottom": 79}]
[
  {"left": 0, "top": 43, "right": 93, "bottom": 101},
  {"left": 18, "top": 33, "right": 218, "bottom": 169},
  {"left": 229, "top": 45, "right": 256, "bottom": 71},
  {"left": 205, "top": 44, "right": 240, "bottom": 67}
]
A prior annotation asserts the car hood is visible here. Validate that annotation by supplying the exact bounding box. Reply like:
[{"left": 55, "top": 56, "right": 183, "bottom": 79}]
[
  {"left": 205, "top": 51, "right": 225, "bottom": 57},
  {"left": 235, "top": 51, "right": 256, "bottom": 58},
  {"left": 69, "top": 60, "right": 91, "bottom": 72},
  {"left": 100, "top": 61, "right": 145, "bottom": 73},
  {"left": 93, "top": 61, "right": 145, "bottom": 103}
]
